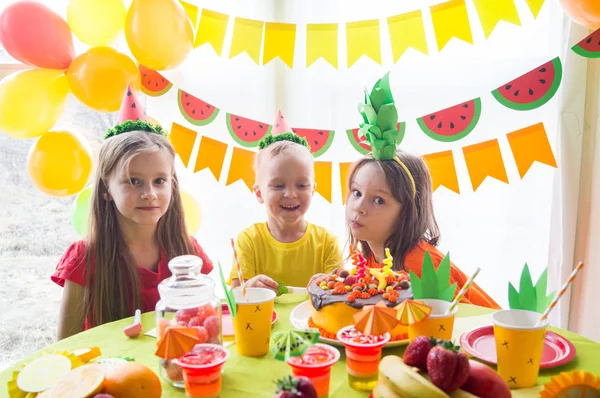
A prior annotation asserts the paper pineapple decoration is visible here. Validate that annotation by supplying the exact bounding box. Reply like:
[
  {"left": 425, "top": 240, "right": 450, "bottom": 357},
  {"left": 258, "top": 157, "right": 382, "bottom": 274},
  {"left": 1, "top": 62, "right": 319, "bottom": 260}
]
[
  {"left": 409, "top": 251, "right": 457, "bottom": 302},
  {"left": 508, "top": 264, "right": 555, "bottom": 313}
]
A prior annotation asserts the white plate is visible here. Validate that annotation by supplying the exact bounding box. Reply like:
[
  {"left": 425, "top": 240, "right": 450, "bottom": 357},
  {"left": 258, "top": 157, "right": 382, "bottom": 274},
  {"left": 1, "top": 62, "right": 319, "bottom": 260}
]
[{"left": 290, "top": 300, "right": 409, "bottom": 348}]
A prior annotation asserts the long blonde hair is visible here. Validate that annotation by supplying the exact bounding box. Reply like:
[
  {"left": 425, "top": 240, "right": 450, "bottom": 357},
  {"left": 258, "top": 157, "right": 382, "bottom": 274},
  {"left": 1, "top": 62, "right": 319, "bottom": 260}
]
[
  {"left": 347, "top": 150, "right": 440, "bottom": 270},
  {"left": 84, "top": 131, "right": 194, "bottom": 327}
]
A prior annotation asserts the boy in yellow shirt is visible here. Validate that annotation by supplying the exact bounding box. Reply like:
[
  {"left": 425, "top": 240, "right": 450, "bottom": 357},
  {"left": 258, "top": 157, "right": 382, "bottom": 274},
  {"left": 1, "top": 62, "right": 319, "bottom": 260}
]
[{"left": 230, "top": 116, "right": 341, "bottom": 292}]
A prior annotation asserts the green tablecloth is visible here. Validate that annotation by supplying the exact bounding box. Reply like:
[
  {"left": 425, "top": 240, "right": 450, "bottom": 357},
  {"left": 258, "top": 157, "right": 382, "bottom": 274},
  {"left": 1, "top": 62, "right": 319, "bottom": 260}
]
[{"left": 3, "top": 296, "right": 600, "bottom": 397}]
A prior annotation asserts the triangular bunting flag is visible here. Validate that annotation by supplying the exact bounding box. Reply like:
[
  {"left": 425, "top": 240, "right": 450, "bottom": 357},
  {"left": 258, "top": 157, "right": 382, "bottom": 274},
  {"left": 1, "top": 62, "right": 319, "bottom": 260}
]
[
  {"left": 346, "top": 20, "right": 381, "bottom": 67},
  {"left": 314, "top": 161, "right": 332, "bottom": 203},
  {"left": 473, "top": 0, "right": 521, "bottom": 39},
  {"left": 306, "top": 24, "right": 338, "bottom": 68},
  {"left": 227, "top": 147, "right": 255, "bottom": 191},
  {"left": 195, "top": 136, "right": 228, "bottom": 180},
  {"left": 230, "top": 17, "right": 264, "bottom": 64},
  {"left": 430, "top": 0, "right": 474, "bottom": 51},
  {"left": 263, "top": 22, "right": 297, "bottom": 68},
  {"left": 507, "top": 122, "right": 557, "bottom": 179},
  {"left": 525, "top": 0, "right": 545, "bottom": 18},
  {"left": 195, "top": 9, "right": 229, "bottom": 55},
  {"left": 463, "top": 139, "right": 508, "bottom": 191},
  {"left": 170, "top": 122, "right": 197, "bottom": 168},
  {"left": 339, "top": 162, "right": 352, "bottom": 204},
  {"left": 423, "top": 150, "right": 460, "bottom": 194},
  {"left": 387, "top": 11, "right": 428, "bottom": 61}
]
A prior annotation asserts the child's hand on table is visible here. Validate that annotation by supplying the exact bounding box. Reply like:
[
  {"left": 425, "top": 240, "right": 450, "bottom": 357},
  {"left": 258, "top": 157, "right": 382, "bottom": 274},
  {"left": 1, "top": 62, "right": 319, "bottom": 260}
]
[{"left": 246, "top": 274, "right": 279, "bottom": 293}]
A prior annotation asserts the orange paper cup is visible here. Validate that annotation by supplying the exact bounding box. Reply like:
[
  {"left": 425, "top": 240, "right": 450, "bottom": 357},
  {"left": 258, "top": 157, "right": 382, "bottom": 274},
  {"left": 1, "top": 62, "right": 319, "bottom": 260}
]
[
  {"left": 408, "top": 299, "right": 457, "bottom": 342},
  {"left": 492, "top": 309, "right": 549, "bottom": 389}
]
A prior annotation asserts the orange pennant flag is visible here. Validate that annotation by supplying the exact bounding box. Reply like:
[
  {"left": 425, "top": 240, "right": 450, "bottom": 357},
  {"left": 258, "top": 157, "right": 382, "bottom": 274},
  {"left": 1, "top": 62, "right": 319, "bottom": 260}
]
[
  {"left": 422, "top": 150, "right": 460, "bottom": 194},
  {"left": 339, "top": 162, "right": 352, "bottom": 204},
  {"left": 170, "top": 122, "right": 197, "bottom": 168},
  {"left": 226, "top": 147, "right": 255, "bottom": 192},
  {"left": 463, "top": 139, "right": 508, "bottom": 191},
  {"left": 195, "top": 136, "right": 228, "bottom": 180},
  {"left": 314, "top": 161, "right": 332, "bottom": 203},
  {"left": 507, "top": 122, "right": 557, "bottom": 179}
]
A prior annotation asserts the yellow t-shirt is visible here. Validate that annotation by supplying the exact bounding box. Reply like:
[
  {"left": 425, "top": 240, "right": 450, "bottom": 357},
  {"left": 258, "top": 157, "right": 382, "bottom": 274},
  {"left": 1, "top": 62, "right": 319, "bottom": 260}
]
[{"left": 229, "top": 222, "right": 342, "bottom": 287}]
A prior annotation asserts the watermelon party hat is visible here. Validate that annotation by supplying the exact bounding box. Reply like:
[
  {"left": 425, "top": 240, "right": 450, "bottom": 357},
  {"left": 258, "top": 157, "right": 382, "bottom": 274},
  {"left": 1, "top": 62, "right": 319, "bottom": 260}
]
[
  {"left": 116, "top": 84, "right": 150, "bottom": 124},
  {"left": 272, "top": 110, "right": 293, "bottom": 135}
]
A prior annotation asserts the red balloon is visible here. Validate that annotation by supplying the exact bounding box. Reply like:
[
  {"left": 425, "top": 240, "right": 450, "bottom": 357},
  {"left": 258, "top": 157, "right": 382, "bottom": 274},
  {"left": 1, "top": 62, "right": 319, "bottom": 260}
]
[
  {"left": 0, "top": 1, "right": 75, "bottom": 70},
  {"left": 560, "top": 0, "right": 600, "bottom": 29}
]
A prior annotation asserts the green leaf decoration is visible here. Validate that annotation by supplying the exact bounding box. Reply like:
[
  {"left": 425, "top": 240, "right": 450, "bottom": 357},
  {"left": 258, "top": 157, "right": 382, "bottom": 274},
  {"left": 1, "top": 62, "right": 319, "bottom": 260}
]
[
  {"left": 508, "top": 264, "right": 555, "bottom": 313},
  {"left": 276, "top": 281, "right": 289, "bottom": 297},
  {"left": 410, "top": 251, "right": 456, "bottom": 302},
  {"left": 358, "top": 72, "right": 400, "bottom": 161},
  {"left": 217, "top": 261, "right": 237, "bottom": 317},
  {"left": 270, "top": 329, "right": 320, "bottom": 361}
]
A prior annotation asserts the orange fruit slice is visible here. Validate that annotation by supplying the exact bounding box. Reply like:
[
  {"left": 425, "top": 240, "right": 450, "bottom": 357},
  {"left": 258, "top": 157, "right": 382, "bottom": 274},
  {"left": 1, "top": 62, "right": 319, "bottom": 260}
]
[
  {"left": 394, "top": 300, "right": 432, "bottom": 326},
  {"left": 45, "top": 364, "right": 105, "bottom": 398}
]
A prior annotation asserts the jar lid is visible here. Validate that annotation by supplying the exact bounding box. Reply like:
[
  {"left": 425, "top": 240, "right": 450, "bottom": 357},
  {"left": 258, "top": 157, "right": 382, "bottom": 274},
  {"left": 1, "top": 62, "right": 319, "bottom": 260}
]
[{"left": 158, "top": 255, "right": 215, "bottom": 309}]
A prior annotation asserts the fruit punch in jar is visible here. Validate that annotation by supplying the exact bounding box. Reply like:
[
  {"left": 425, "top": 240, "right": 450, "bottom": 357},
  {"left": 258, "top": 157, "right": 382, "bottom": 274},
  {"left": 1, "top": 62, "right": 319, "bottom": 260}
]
[
  {"left": 336, "top": 325, "right": 391, "bottom": 392},
  {"left": 286, "top": 344, "right": 340, "bottom": 398},
  {"left": 174, "top": 344, "right": 229, "bottom": 398}
]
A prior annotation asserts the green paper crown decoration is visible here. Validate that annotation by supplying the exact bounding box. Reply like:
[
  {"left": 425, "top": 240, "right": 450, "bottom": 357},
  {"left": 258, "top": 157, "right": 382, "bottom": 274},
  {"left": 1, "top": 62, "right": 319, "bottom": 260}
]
[
  {"left": 104, "top": 120, "right": 168, "bottom": 140},
  {"left": 508, "top": 264, "right": 555, "bottom": 313},
  {"left": 258, "top": 132, "right": 309, "bottom": 151},
  {"left": 358, "top": 72, "right": 401, "bottom": 161},
  {"left": 217, "top": 261, "right": 237, "bottom": 317},
  {"left": 410, "top": 251, "right": 457, "bottom": 302}
]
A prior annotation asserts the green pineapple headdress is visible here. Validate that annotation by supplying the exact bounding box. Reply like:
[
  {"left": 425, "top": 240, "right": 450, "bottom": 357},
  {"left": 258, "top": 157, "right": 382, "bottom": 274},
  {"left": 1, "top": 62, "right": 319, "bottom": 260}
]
[{"left": 358, "top": 73, "right": 416, "bottom": 197}]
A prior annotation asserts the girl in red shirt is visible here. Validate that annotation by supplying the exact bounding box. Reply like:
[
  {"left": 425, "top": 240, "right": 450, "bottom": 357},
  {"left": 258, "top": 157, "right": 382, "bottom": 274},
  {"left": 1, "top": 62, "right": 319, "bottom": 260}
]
[{"left": 52, "top": 122, "right": 213, "bottom": 339}]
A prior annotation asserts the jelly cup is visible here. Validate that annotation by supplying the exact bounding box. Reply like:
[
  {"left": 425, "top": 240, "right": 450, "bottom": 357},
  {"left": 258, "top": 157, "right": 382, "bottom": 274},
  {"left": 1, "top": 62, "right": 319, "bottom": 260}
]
[
  {"left": 174, "top": 344, "right": 229, "bottom": 398},
  {"left": 286, "top": 343, "right": 340, "bottom": 398},
  {"left": 336, "top": 325, "right": 391, "bottom": 392}
]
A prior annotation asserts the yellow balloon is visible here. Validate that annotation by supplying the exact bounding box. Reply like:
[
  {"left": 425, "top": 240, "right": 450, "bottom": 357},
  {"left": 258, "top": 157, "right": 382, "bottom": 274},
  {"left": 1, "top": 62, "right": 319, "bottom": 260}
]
[
  {"left": 0, "top": 69, "right": 69, "bottom": 139},
  {"left": 125, "top": 0, "right": 193, "bottom": 70},
  {"left": 181, "top": 191, "right": 201, "bottom": 235},
  {"left": 67, "top": 47, "right": 140, "bottom": 112},
  {"left": 67, "top": 0, "right": 126, "bottom": 47},
  {"left": 27, "top": 130, "right": 93, "bottom": 197}
]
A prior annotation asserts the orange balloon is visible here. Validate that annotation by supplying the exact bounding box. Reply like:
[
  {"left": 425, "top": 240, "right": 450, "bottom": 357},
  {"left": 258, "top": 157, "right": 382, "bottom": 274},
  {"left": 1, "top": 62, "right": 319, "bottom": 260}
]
[
  {"left": 27, "top": 130, "right": 93, "bottom": 197},
  {"left": 67, "top": 47, "right": 140, "bottom": 112},
  {"left": 125, "top": 0, "right": 193, "bottom": 70},
  {"left": 560, "top": 0, "right": 600, "bottom": 29}
]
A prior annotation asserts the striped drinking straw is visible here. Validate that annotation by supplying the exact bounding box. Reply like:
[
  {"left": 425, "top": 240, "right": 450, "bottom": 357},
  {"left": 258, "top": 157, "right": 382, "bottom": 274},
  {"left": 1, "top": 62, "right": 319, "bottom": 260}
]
[
  {"left": 535, "top": 261, "right": 584, "bottom": 327},
  {"left": 446, "top": 267, "right": 481, "bottom": 315},
  {"left": 230, "top": 238, "right": 247, "bottom": 296}
]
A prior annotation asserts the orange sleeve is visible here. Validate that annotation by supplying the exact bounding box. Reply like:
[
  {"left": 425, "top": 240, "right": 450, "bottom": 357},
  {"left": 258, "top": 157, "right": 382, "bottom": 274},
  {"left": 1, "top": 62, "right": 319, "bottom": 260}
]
[{"left": 404, "top": 242, "right": 501, "bottom": 310}]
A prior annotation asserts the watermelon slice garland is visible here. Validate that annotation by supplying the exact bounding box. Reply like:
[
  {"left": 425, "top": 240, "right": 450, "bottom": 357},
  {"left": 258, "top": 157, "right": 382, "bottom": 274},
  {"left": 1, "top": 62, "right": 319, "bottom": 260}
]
[
  {"left": 139, "top": 65, "right": 172, "bottom": 97},
  {"left": 226, "top": 113, "right": 272, "bottom": 148},
  {"left": 178, "top": 89, "right": 220, "bottom": 126},
  {"left": 491, "top": 57, "right": 562, "bottom": 111},
  {"left": 417, "top": 99, "right": 482, "bottom": 143},
  {"left": 572, "top": 28, "right": 600, "bottom": 59}
]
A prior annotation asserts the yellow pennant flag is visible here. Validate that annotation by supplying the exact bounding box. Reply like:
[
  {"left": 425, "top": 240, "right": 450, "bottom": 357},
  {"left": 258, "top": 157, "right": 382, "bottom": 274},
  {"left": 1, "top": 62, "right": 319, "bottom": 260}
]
[
  {"left": 194, "top": 9, "right": 229, "bottom": 55},
  {"left": 180, "top": 0, "right": 199, "bottom": 29},
  {"left": 423, "top": 151, "right": 460, "bottom": 194},
  {"left": 507, "top": 123, "right": 557, "bottom": 179},
  {"left": 170, "top": 122, "right": 197, "bottom": 168},
  {"left": 306, "top": 24, "right": 338, "bottom": 68},
  {"left": 430, "top": 0, "right": 473, "bottom": 51},
  {"left": 263, "top": 22, "right": 297, "bottom": 68},
  {"left": 473, "top": 0, "right": 520, "bottom": 38},
  {"left": 387, "top": 11, "right": 428, "bottom": 62},
  {"left": 227, "top": 147, "right": 255, "bottom": 192},
  {"left": 314, "top": 161, "right": 332, "bottom": 203},
  {"left": 339, "top": 162, "right": 352, "bottom": 204},
  {"left": 194, "top": 136, "right": 228, "bottom": 180},
  {"left": 525, "top": 0, "right": 545, "bottom": 18},
  {"left": 346, "top": 19, "right": 381, "bottom": 67},
  {"left": 230, "top": 17, "right": 264, "bottom": 64},
  {"left": 463, "top": 139, "right": 508, "bottom": 191}
]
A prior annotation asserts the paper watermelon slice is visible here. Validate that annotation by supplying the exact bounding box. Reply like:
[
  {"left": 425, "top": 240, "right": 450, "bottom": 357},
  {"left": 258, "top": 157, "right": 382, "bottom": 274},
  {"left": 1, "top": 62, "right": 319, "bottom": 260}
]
[
  {"left": 492, "top": 57, "right": 562, "bottom": 111},
  {"left": 291, "top": 128, "right": 335, "bottom": 158},
  {"left": 178, "top": 89, "right": 219, "bottom": 126},
  {"left": 417, "top": 99, "right": 481, "bottom": 142},
  {"left": 572, "top": 29, "right": 600, "bottom": 58},
  {"left": 226, "top": 113, "right": 272, "bottom": 147},
  {"left": 139, "top": 65, "right": 172, "bottom": 97},
  {"left": 346, "top": 122, "right": 405, "bottom": 155}
]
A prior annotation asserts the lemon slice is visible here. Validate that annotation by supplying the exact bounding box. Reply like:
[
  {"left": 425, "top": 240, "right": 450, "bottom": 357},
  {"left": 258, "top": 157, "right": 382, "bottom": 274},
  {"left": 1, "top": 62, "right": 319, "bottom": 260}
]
[
  {"left": 45, "top": 364, "right": 105, "bottom": 398},
  {"left": 16, "top": 355, "right": 72, "bottom": 393}
]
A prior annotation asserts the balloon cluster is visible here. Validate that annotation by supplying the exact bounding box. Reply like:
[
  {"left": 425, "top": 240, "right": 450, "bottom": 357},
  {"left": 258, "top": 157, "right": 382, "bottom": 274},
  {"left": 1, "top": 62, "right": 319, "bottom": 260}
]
[{"left": 0, "top": 0, "right": 199, "bottom": 236}]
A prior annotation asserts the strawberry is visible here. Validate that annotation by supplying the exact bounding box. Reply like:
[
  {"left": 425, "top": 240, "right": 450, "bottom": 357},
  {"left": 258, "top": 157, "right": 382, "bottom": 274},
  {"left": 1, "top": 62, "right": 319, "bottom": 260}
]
[
  {"left": 274, "top": 375, "right": 318, "bottom": 398},
  {"left": 403, "top": 336, "right": 435, "bottom": 371},
  {"left": 426, "top": 340, "right": 470, "bottom": 393}
]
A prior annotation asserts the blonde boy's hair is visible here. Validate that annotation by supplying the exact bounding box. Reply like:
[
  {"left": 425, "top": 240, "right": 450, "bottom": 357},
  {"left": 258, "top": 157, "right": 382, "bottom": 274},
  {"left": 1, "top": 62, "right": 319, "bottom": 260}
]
[{"left": 253, "top": 140, "right": 314, "bottom": 180}]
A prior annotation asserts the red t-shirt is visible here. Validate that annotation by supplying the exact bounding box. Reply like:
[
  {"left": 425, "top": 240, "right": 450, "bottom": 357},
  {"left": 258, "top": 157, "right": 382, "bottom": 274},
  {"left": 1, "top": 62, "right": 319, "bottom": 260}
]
[{"left": 52, "top": 237, "right": 214, "bottom": 326}]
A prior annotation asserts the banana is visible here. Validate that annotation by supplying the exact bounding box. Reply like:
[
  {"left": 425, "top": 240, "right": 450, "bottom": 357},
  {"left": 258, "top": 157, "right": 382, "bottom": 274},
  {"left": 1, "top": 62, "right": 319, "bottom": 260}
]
[
  {"left": 378, "top": 355, "right": 448, "bottom": 398},
  {"left": 373, "top": 377, "right": 401, "bottom": 398}
]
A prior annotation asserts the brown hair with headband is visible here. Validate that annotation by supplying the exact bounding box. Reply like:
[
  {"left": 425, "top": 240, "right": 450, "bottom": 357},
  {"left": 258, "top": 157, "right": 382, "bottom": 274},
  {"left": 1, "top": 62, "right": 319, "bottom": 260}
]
[{"left": 346, "top": 150, "right": 440, "bottom": 270}]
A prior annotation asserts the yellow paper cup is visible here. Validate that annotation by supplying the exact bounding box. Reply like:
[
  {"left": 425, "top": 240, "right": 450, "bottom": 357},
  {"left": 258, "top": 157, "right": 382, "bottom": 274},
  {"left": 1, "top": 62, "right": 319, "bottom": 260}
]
[
  {"left": 492, "top": 309, "right": 549, "bottom": 389},
  {"left": 408, "top": 299, "right": 457, "bottom": 342},
  {"left": 232, "top": 287, "right": 276, "bottom": 357}
]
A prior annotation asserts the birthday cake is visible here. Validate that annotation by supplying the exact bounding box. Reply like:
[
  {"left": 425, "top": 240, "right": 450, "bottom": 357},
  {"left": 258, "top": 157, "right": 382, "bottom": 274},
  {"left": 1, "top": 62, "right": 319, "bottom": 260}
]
[{"left": 308, "top": 249, "right": 413, "bottom": 341}]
